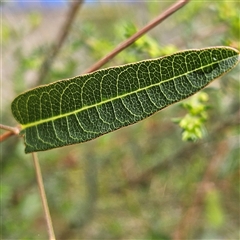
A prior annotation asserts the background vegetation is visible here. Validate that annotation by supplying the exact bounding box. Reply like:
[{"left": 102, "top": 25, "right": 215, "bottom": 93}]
[{"left": 1, "top": 1, "right": 239, "bottom": 239}]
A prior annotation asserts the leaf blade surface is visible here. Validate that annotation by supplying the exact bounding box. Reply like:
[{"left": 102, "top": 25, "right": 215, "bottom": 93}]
[{"left": 11, "top": 47, "right": 239, "bottom": 153}]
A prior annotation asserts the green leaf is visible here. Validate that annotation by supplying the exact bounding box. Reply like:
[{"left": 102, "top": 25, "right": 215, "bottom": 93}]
[{"left": 11, "top": 47, "right": 239, "bottom": 153}]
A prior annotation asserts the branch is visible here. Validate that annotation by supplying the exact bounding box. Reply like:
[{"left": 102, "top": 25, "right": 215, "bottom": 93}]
[
  {"left": 0, "top": 123, "right": 20, "bottom": 142},
  {"left": 84, "top": 0, "right": 190, "bottom": 73},
  {"left": 0, "top": 131, "right": 15, "bottom": 142},
  {"left": 36, "top": 0, "right": 84, "bottom": 85},
  {"left": 32, "top": 152, "right": 56, "bottom": 240}
]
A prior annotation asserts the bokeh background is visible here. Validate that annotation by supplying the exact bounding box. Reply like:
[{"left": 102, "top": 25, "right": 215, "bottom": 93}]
[{"left": 1, "top": 1, "right": 239, "bottom": 239}]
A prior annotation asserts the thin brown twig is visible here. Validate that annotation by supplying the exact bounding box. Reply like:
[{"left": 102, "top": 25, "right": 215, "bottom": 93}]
[
  {"left": 0, "top": 131, "right": 15, "bottom": 142},
  {"left": 84, "top": 0, "right": 190, "bottom": 74},
  {"left": 36, "top": 0, "right": 84, "bottom": 85},
  {"left": 0, "top": 123, "right": 20, "bottom": 134},
  {"left": 32, "top": 152, "right": 56, "bottom": 240},
  {"left": 0, "top": 124, "right": 21, "bottom": 142}
]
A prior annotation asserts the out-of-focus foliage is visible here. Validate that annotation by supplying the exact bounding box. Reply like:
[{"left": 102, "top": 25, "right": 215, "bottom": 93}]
[
  {"left": 1, "top": 1, "right": 239, "bottom": 239},
  {"left": 212, "top": 1, "right": 240, "bottom": 49},
  {"left": 173, "top": 92, "right": 209, "bottom": 141}
]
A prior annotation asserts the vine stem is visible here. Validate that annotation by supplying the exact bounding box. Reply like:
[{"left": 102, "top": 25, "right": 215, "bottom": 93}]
[
  {"left": 32, "top": 152, "right": 56, "bottom": 240},
  {"left": 84, "top": 0, "right": 190, "bottom": 73}
]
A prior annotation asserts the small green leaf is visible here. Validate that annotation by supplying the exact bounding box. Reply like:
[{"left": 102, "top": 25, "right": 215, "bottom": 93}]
[
  {"left": 173, "top": 92, "right": 210, "bottom": 141},
  {"left": 11, "top": 47, "right": 239, "bottom": 153}
]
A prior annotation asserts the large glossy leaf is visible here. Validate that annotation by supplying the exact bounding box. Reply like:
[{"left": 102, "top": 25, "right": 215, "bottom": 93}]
[{"left": 12, "top": 47, "right": 239, "bottom": 153}]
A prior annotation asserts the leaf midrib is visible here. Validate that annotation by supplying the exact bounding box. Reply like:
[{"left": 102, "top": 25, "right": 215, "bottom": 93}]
[{"left": 21, "top": 56, "right": 230, "bottom": 130}]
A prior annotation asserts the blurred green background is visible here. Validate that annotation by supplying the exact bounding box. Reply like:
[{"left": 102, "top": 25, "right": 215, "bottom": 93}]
[{"left": 1, "top": 1, "right": 239, "bottom": 239}]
